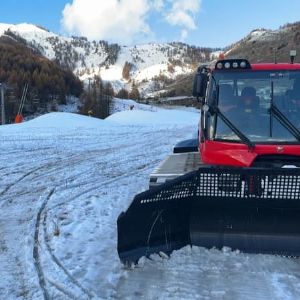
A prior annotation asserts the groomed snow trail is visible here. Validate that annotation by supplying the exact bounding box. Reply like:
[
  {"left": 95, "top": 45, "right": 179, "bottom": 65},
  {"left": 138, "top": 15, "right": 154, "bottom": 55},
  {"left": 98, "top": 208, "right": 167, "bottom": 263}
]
[
  {"left": 0, "top": 109, "right": 198, "bottom": 299},
  {"left": 1, "top": 109, "right": 300, "bottom": 300},
  {"left": 116, "top": 247, "right": 300, "bottom": 300}
]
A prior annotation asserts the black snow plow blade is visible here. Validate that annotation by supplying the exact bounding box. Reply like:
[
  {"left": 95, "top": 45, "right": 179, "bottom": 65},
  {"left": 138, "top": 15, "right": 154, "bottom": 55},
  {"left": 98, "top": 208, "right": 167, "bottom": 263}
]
[{"left": 117, "top": 166, "right": 300, "bottom": 264}]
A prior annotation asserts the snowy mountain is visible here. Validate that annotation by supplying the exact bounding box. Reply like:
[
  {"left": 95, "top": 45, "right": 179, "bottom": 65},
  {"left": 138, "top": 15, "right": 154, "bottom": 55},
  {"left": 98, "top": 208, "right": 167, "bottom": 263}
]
[
  {"left": 225, "top": 22, "right": 300, "bottom": 63},
  {"left": 1, "top": 21, "right": 299, "bottom": 99},
  {"left": 169, "top": 22, "right": 300, "bottom": 97},
  {"left": 0, "top": 23, "right": 216, "bottom": 97}
]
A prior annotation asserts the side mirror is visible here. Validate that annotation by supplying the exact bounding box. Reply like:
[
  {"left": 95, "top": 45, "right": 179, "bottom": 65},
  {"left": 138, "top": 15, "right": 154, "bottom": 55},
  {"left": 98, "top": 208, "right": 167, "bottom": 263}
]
[{"left": 192, "top": 70, "right": 208, "bottom": 102}]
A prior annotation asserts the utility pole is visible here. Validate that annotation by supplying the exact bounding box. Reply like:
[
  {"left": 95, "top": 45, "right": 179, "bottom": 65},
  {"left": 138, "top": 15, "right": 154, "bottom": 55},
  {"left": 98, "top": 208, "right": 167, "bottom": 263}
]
[
  {"left": 273, "top": 48, "right": 277, "bottom": 64},
  {"left": 1, "top": 83, "right": 5, "bottom": 125},
  {"left": 290, "top": 50, "right": 297, "bottom": 64},
  {"left": 88, "top": 78, "right": 91, "bottom": 94},
  {"left": 107, "top": 94, "right": 110, "bottom": 117}
]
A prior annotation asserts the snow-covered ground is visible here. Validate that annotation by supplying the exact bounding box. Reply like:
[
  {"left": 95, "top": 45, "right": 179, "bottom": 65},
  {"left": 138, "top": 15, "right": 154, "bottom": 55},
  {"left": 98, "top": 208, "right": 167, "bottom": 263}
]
[{"left": 1, "top": 104, "right": 300, "bottom": 300}]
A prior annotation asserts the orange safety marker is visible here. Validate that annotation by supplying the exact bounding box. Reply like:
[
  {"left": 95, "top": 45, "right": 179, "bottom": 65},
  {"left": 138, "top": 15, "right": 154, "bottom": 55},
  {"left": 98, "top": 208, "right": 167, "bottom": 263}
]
[
  {"left": 15, "top": 114, "right": 24, "bottom": 123},
  {"left": 219, "top": 52, "right": 225, "bottom": 60}
]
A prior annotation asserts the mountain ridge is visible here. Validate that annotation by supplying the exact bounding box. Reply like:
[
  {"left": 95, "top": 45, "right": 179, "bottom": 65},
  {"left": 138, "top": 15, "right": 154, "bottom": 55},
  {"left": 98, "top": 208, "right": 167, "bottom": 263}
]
[
  {"left": 0, "top": 23, "right": 220, "bottom": 97},
  {"left": 1, "top": 21, "right": 300, "bottom": 98}
]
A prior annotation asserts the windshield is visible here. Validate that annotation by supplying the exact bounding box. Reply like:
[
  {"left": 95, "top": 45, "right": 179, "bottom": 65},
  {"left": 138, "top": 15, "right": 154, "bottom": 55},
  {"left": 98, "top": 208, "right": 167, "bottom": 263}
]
[{"left": 209, "top": 70, "right": 300, "bottom": 143}]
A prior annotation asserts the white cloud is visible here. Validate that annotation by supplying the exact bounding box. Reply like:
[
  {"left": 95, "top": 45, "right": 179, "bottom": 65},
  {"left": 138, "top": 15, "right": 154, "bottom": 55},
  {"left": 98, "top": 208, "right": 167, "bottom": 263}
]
[
  {"left": 61, "top": 0, "right": 201, "bottom": 43},
  {"left": 180, "top": 29, "right": 188, "bottom": 41},
  {"left": 61, "top": 0, "right": 151, "bottom": 44},
  {"left": 152, "top": 0, "right": 164, "bottom": 11},
  {"left": 165, "top": 0, "right": 201, "bottom": 30}
]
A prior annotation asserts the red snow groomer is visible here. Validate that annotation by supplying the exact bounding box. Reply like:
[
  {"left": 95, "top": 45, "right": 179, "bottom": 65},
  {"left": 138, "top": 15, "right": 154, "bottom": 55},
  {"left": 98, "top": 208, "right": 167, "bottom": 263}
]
[{"left": 118, "top": 56, "right": 300, "bottom": 265}]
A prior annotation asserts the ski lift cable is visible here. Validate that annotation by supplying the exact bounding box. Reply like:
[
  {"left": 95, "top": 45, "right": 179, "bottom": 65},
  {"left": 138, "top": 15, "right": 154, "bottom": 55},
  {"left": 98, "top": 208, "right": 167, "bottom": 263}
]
[
  {"left": 17, "top": 87, "right": 24, "bottom": 115},
  {"left": 18, "top": 84, "right": 26, "bottom": 115},
  {"left": 18, "top": 83, "right": 28, "bottom": 115},
  {"left": 20, "top": 83, "right": 29, "bottom": 113}
]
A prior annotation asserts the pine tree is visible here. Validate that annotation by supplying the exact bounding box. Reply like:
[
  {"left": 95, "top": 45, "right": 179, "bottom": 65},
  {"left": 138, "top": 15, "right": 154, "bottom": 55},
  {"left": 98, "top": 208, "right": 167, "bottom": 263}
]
[
  {"left": 129, "top": 81, "right": 140, "bottom": 100},
  {"left": 122, "top": 61, "right": 133, "bottom": 80},
  {"left": 104, "top": 82, "right": 114, "bottom": 97},
  {"left": 116, "top": 88, "right": 129, "bottom": 99}
]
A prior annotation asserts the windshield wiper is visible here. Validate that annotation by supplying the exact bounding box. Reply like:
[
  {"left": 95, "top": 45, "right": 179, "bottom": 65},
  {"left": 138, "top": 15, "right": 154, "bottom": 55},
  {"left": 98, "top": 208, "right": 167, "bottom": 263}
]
[
  {"left": 270, "top": 103, "right": 300, "bottom": 142},
  {"left": 213, "top": 84, "right": 255, "bottom": 149},
  {"left": 214, "top": 107, "right": 255, "bottom": 149},
  {"left": 211, "top": 83, "right": 255, "bottom": 149},
  {"left": 270, "top": 81, "right": 300, "bottom": 142}
]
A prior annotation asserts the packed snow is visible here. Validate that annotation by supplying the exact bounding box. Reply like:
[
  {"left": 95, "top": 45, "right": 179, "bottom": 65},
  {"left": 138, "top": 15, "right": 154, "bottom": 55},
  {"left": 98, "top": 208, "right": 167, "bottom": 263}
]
[{"left": 1, "top": 102, "right": 300, "bottom": 300}]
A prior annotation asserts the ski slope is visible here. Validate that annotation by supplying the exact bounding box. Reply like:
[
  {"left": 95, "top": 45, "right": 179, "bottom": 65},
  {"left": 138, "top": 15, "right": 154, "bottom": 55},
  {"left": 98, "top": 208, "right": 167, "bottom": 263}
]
[{"left": 1, "top": 104, "right": 300, "bottom": 299}]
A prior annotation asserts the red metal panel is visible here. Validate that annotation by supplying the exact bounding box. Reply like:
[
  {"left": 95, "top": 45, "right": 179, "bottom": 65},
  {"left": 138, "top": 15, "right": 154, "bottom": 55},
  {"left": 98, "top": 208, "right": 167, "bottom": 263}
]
[
  {"left": 251, "top": 63, "right": 300, "bottom": 70},
  {"left": 200, "top": 140, "right": 300, "bottom": 167}
]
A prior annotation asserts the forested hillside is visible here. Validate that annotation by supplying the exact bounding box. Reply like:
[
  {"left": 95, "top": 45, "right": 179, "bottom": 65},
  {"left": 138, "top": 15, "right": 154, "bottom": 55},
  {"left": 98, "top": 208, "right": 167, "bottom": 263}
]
[
  {"left": 0, "top": 23, "right": 220, "bottom": 98},
  {"left": 165, "top": 22, "right": 300, "bottom": 97},
  {"left": 226, "top": 22, "right": 300, "bottom": 63},
  {"left": 0, "top": 35, "right": 83, "bottom": 122}
]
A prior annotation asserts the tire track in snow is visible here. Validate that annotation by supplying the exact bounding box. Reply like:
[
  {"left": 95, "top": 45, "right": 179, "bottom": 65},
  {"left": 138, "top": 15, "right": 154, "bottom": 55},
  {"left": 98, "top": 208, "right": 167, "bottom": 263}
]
[
  {"left": 44, "top": 131, "right": 167, "bottom": 211},
  {"left": 33, "top": 188, "right": 55, "bottom": 300},
  {"left": 35, "top": 139, "right": 164, "bottom": 297},
  {"left": 36, "top": 138, "right": 168, "bottom": 297},
  {"left": 0, "top": 150, "right": 105, "bottom": 204},
  {"left": 0, "top": 121, "right": 196, "bottom": 298},
  {"left": 47, "top": 162, "right": 155, "bottom": 212},
  {"left": 33, "top": 186, "right": 95, "bottom": 299},
  {"left": 53, "top": 154, "right": 158, "bottom": 194},
  {"left": 25, "top": 142, "right": 144, "bottom": 184},
  {"left": 0, "top": 128, "right": 174, "bottom": 201},
  {"left": 46, "top": 152, "right": 161, "bottom": 212},
  {"left": 42, "top": 206, "right": 94, "bottom": 299},
  {"left": 0, "top": 164, "right": 50, "bottom": 206}
]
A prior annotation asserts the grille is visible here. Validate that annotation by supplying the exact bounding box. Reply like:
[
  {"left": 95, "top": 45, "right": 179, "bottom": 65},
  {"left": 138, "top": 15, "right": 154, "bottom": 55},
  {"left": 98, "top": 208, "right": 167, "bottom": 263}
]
[{"left": 136, "top": 167, "right": 300, "bottom": 205}]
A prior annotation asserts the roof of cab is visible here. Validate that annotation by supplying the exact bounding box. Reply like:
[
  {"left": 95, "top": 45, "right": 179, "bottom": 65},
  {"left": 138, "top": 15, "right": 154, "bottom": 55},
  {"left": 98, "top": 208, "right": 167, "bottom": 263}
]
[{"left": 250, "top": 63, "right": 300, "bottom": 70}]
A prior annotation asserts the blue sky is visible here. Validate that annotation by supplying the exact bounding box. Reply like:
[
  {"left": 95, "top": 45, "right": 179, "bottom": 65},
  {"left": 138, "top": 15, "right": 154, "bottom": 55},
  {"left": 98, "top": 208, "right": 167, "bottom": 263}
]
[{"left": 0, "top": 0, "right": 300, "bottom": 47}]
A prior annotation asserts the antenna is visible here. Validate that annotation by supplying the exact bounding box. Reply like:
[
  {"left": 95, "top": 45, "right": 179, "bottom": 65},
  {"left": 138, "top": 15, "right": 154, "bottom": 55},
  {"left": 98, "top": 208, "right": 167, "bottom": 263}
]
[
  {"left": 273, "top": 48, "right": 277, "bottom": 64},
  {"left": 0, "top": 84, "right": 5, "bottom": 125},
  {"left": 290, "top": 50, "right": 297, "bottom": 64}
]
